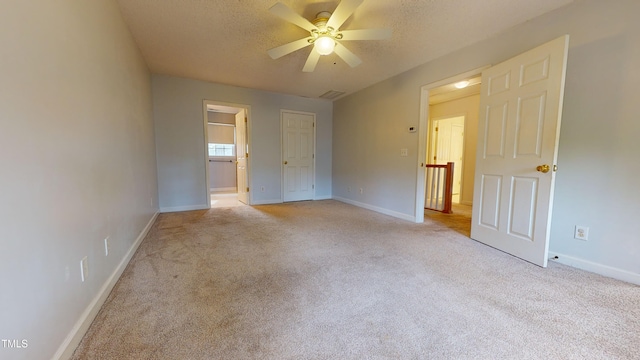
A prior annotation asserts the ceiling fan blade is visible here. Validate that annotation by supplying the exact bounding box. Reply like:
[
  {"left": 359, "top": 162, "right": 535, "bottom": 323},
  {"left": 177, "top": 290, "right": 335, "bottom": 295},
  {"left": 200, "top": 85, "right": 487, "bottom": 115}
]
[
  {"left": 267, "top": 37, "right": 312, "bottom": 59},
  {"left": 333, "top": 42, "right": 362, "bottom": 68},
  {"left": 302, "top": 50, "right": 321, "bottom": 72},
  {"left": 269, "top": 2, "right": 318, "bottom": 32},
  {"left": 339, "top": 28, "right": 392, "bottom": 41},
  {"left": 327, "top": 0, "right": 364, "bottom": 30}
]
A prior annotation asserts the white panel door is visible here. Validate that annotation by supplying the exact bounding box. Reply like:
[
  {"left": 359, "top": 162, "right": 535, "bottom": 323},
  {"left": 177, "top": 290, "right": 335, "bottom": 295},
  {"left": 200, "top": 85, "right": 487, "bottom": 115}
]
[
  {"left": 471, "top": 35, "right": 569, "bottom": 267},
  {"left": 235, "top": 109, "right": 248, "bottom": 204},
  {"left": 282, "top": 111, "right": 315, "bottom": 202},
  {"left": 433, "top": 116, "right": 465, "bottom": 200}
]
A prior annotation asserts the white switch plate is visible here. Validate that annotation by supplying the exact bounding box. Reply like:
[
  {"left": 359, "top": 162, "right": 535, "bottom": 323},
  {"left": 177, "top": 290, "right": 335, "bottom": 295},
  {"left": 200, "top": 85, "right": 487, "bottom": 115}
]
[{"left": 400, "top": 148, "right": 408, "bottom": 157}]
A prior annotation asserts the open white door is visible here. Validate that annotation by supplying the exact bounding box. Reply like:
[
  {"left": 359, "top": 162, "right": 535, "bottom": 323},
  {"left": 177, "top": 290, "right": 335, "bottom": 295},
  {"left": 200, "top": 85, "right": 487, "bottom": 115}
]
[
  {"left": 235, "top": 109, "right": 248, "bottom": 204},
  {"left": 282, "top": 110, "right": 315, "bottom": 202},
  {"left": 471, "top": 35, "right": 569, "bottom": 267}
]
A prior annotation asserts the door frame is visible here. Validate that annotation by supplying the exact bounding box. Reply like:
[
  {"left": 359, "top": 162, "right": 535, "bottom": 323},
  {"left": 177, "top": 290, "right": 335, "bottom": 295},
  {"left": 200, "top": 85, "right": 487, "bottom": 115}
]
[
  {"left": 415, "top": 66, "right": 488, "bottom": 223},
  {"left": 280, "top": 109, "right": 316, "bottom": 202},
  {"left": 202, "top": 100, "right": 252, "bottom": 207}
]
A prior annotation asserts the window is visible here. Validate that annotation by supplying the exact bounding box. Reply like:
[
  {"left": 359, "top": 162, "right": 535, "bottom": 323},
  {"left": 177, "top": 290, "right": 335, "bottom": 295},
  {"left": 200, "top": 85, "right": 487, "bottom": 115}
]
[{"left": 208, "top": 143, "right": 235, "bottom": 157}]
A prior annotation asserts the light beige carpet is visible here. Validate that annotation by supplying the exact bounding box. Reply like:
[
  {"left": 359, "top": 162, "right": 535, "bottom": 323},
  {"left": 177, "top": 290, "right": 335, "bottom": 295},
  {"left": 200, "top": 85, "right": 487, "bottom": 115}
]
[
  {"left": 72, "top": 200, "right": 639, "bottom": 359},
  {"left": 210, "top": 192, "right": 244, "bottom": 208}
]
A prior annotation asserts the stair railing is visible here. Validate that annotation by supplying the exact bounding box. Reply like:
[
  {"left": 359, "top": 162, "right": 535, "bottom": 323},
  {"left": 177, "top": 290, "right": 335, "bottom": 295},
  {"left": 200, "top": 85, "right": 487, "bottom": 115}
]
[{"left": 425, "top": 162, "right": 454, "bottom": 214}]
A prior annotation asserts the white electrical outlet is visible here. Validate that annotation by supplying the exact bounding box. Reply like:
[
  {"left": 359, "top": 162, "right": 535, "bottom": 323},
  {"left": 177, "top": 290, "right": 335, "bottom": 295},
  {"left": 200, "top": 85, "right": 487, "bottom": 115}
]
[
  {"left": 104, "top": 237, "right": 110, "bottom": 256},
  {"left": 80, "top": 256, "right": 88, "bottom": 282},
  {"left": 400, "top": 148, "right": 408, "bottom": 157},
  {"left": 574, "top": 225, "right": 589, "bottom": 241},
  {"left": 359, "top": 188, "right": 364, "bottom": 194},
  {"left": 260, "top": 186, "right": 265, "bottom": 192}
]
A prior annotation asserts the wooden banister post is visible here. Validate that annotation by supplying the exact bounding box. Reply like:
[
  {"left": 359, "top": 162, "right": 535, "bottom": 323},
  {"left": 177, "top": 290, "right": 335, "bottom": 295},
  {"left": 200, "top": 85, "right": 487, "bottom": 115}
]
[{"left": 443, "top": 162, "right": 454, "bottom": 214}]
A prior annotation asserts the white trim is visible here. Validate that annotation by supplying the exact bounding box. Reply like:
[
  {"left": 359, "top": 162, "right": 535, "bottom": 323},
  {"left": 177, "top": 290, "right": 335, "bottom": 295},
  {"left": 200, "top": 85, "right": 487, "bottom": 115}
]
[
  {"left": 54, "top": 212, "right": 159, "bottom": 360},
  {"left": 333, "top": 196, "right": 415, "bottom": 222},
  {"left": 549, "top": 252, "right": 640, "bottom": 286},
  {"left": 210, "top": 187, "right": 237, "bottom": 192},
  {"left": 314, "top": 195, "right": 332, "bottom": 200},
  {"left": 160, "top": 205, "right": 209, "bottom": 213},
  {"left": 202, "top": 101, "right": 212, "bottom": 209}
]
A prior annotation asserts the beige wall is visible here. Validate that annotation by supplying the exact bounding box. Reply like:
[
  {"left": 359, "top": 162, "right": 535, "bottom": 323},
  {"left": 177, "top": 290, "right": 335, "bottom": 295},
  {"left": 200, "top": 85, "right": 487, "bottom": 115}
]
[
  {"left": 429, "top": 94, "right": 480, "bottom": 205},
  {"left": 0, "top": 1, "right": 157, "bottom": 359}
]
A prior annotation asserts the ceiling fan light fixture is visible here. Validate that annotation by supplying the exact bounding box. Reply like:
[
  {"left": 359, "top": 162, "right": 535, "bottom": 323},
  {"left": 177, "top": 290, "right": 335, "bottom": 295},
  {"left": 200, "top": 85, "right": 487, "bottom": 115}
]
[
  {"left": 268, "top": 1, "right": 391, "bottom": 71},
  {"left": 314, "top": 35, "right": 335, "bottom": 55}
]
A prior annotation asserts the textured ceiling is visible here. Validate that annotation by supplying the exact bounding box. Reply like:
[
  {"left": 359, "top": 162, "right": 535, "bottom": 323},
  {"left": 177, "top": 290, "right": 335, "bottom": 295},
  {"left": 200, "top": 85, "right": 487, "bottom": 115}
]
[{"left": 116, "top": 0, "right": 574, "bottom": 100}]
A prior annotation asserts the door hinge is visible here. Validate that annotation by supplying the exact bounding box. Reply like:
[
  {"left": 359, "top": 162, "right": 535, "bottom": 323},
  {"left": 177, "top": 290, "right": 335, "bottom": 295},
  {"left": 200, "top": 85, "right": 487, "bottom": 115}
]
[
  {"left": 244, "top": 117, "right": 247, "bottom": 123},
  {"left": 435, "top": 127, "right": 438, "bottom": 131},
  {"left": 434, "top": 156, "right": 437, "bottom": 161},
  {"left": 312, "top": 184, "right": 315, "bottom": 189},
  {"left": 246, "top": 187, "right": 249, "bottom": 192},
  {"left": 313, "top": 122, "right": 315, "bottom": 127},
  {"left": 246, "top": 152, "right": 249, "bottom": 158}
]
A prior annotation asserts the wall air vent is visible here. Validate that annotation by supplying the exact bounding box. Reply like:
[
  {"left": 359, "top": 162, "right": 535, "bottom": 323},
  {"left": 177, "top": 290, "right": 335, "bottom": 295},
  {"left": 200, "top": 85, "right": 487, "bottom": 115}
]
[{"left": 319, "top": 90, "right": 346, "bottom": 100}]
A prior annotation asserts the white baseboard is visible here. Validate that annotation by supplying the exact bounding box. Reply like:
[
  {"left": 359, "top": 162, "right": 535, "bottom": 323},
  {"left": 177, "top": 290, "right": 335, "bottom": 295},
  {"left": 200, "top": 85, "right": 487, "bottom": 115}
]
[
  {"left": 314, "top": 195, "right": 332, "bottom": 200},
  {"left": 332, "top": 196, "right": 415, "bottom": 222},
  {"left": 160, "top": 204, "right": 209, "bottom": 213},
  {"left": 549, "top": 252, "right": 640, "bottom": 286},
  {"left": 54, "top": 212, "right": 159, "bottom": 360},
  {"left": 251, "top": 199, "right": 283, "bottom": 205},
  {"left": 210, "top": 187, "right": 236, "bottom": 192}
]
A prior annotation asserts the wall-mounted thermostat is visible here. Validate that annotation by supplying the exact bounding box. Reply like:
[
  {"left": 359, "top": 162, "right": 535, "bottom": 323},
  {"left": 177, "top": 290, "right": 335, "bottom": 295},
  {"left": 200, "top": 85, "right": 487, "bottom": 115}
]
[{"left": 408, "top": 126, "right": 416, "bottom": 133}]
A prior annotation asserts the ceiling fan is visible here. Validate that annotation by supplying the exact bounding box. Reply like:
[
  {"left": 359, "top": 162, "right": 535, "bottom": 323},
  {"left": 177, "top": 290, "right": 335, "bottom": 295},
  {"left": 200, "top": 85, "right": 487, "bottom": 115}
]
[{"left": 267, "top": 0, "right": 392, "bottom": 72}]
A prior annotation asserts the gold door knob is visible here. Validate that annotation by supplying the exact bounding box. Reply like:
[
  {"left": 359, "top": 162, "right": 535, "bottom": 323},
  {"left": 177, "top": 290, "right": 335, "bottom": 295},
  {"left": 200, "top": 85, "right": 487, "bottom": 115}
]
[
  {"left": 284, "top": 161, "right": 288, "bottom": 165},
  {"left": 536, "top": 164, "right": 550, "bottom": 173}
]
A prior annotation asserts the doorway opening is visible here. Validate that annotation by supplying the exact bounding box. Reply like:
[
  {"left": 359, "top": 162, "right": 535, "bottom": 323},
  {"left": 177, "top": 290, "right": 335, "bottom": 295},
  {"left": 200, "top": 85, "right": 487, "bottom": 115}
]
[
  {"left": 415, "top": 67, "right": 487, "bottom": 224},
  {"left": 423, "top": 77, "right": 481, "bottom": 233},
  {"left": 203, "top": 101, "right": 251, "bottom": 208}
]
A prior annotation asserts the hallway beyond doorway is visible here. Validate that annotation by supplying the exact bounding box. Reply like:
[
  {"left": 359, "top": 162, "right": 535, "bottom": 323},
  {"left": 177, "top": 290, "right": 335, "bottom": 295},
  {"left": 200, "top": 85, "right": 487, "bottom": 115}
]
[
  {"left": 424, "top": 203, "right": 472, "bottom": 237},
  {"left": 210, "top": 191, "right": 244, "bottom": 208}
]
